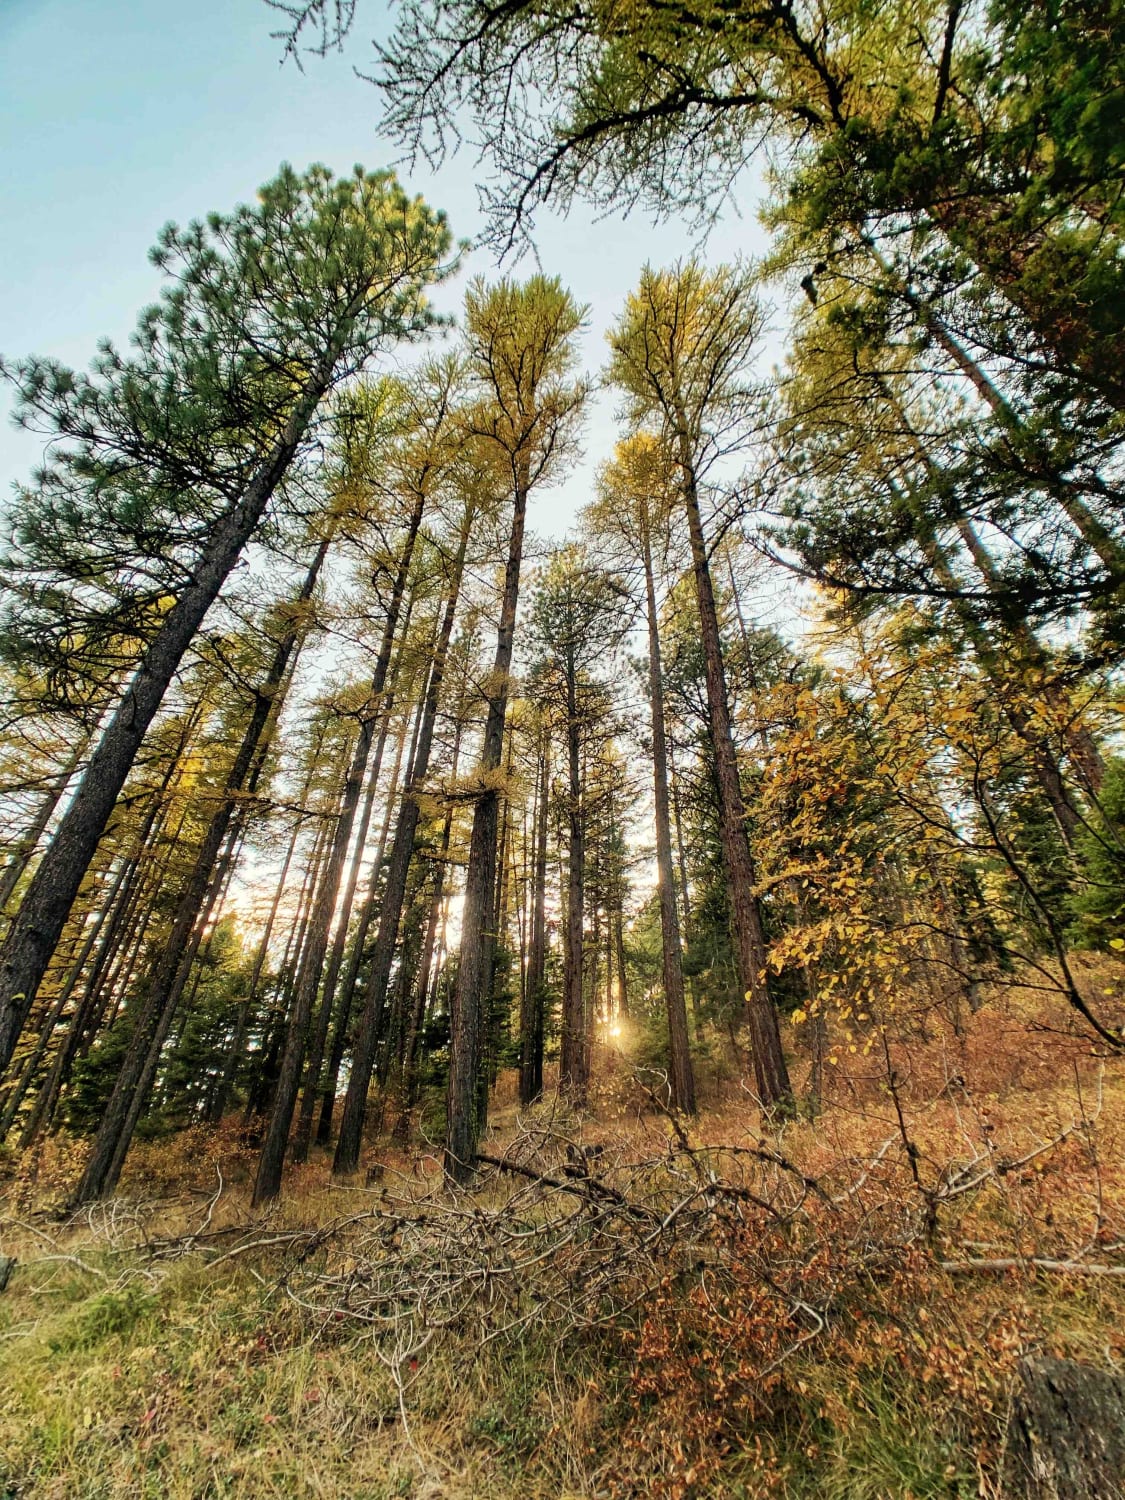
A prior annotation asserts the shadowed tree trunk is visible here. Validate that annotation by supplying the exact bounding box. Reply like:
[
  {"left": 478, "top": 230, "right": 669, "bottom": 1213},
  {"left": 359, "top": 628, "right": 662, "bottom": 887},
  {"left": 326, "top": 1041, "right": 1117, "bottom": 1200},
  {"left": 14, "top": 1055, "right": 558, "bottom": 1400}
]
[
  {"left": 445, "top": 472, "right": 529, "bottom": 1184},
  {"left": 394, "top": 726, "right": 461, "bottom": 1136},
  {"left": 253, "top": 488, "right": 428, "bottom": 1205},
  {"left": 207, "top": 730, "right": 326, "bottom": 1129},
  {"left": 73, "top": 538, "right": 329, "bottom": 1203},
  {"left": 0, "top": 736, "right": 90, "bottom": 917},
  {"left": 640, "top": 500, "right": 695, "bottom": 1113},
  {"left": 0, "top": 856, "right": 127, "bottom": 1141},
  {"left": 560, "top": 656, "right": 586, "bottom": 1102},
  {"left": 292, "top": 595, "right": 423, "bottom": 1163},
  {"left": 336, "top": 503, "right": 473, "bottom": 1174},
  {"left": 677, "top": 438, "right": 791, "bottom": 1111},
  {"left": 520, "top": 729, "right": 549, "bottom": 1106}
]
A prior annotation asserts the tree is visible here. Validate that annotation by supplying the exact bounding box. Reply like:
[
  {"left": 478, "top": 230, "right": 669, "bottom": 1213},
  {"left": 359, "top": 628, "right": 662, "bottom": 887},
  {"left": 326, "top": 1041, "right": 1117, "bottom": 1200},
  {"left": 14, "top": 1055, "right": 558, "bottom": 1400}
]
[
  {"left": 0, "top": 163, "right": 453, "bottom": 1083},
  {"left": 319, "top": 0, "right": 1125, "bottom": 411},
  {"left": 527, "top": 544, "right": 631, "bottom": 1105},
  {"left": 444, "top": 275, "right": 587, "bottom": 1184},
  {"left": 332, "top": 448, "right": 479, "bottom": 1176},
  {"left": 253, "top": 363, "right": 462, "bottom": 1203},
  {"left": 761, "top": 237, "right": 1125, "bottom": 632},
  {"left": 591, "top": 437, "right": 696, "bottom": 1113},
  {"left": 72, "top": 520, "right": 333, "bottom": 1204},
  {"left": 608, "top": 261, "right": 792, "bottom": 1112}
]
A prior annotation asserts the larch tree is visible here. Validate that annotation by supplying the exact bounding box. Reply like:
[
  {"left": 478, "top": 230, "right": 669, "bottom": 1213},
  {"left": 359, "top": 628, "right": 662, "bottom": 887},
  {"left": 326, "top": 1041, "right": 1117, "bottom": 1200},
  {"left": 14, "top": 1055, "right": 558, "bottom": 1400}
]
[
  {"left": 322, "top": 0, "right": 1125, "bottom": 411},
  {"left": 608, "top": 260, "right": 792, "bottom": 1112},
  {"left": 253, "top": 361, "right": 464, "bottom": 1204},
  {"left": 72, "top": 515, "right": 337, "bottom": 1204},
  {"left": 332, "top": 421, "right": 482, "bottom": 1176},
  {"left": 444, "top": 275, "right": 587, "bottom": 1184},
  {"left": 526, "top": 545, "right": 632, "bottom": 1106},
  {"left": 591, "top": 435, "right": 697, "bottom": 1114}
]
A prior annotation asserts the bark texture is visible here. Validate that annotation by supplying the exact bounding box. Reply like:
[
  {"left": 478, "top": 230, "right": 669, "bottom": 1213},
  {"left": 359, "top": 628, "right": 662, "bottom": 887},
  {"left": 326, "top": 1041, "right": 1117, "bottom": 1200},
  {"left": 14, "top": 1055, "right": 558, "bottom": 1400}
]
[{"left": 1002, "top": 1357, "right": 1125, "bottom": 1500}]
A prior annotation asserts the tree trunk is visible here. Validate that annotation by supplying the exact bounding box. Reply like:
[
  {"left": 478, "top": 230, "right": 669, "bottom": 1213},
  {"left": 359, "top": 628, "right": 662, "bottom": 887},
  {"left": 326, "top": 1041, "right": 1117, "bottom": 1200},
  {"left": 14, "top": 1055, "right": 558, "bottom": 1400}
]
[
  {"left": 253, "top": 486, "right": 428, "bottom": 1204},
  {"left": 208, "top": 768, "right": 317, "bottom": 1126},
  {"left": 71, "top": 539, "right": 328, "bottom": 1203},
  {"left": 0, "top": 856, "right": 127, "bottom": 1141},
  {"left": 292, "top": 609, "right": 420, "bottom": 1162},
  {"left": 677, "top": 438, "right": 791, "bottom": 1111},
  {"left": 641, "top": 506, "right": 696, "bottom": 1113},
  {"left": 334, "top": 507, "right": 471, "bottom": 1174},
  {"left": 1001, "top": 1356, "right": 1125, "bottom": 1500},
  {"left": 520, "top": 731, "right": 549, "bottom": 1106},
  {"left": 244, "top": 794, "right": 336, "bottom": 1123},
  {"left": 445, "top": 478, "right": 528, "bottom": 1184},
  {"left": 314, "top": 682, "right": 410, "bottom": 1145},
  {"left": 668, "top": 740, "right": 703, "bottom": 1027},
  {"left": 18, "top": 717, "right": 204, "bottom": 1143},
  {"left": 615, "top": 912, "right": 629, "bottom": 1019},
  {"left": 0, "top": 736, "right": 89, "bottom": 917},
  {"left": 397, "top": 728, "right": 461, "bottom": 1129},
  {"left": 870, "top": 238, "right": 1125, "bottom": 574},
  {"left": 559, "top": 662, "right": 586, "bottom": 1103}
]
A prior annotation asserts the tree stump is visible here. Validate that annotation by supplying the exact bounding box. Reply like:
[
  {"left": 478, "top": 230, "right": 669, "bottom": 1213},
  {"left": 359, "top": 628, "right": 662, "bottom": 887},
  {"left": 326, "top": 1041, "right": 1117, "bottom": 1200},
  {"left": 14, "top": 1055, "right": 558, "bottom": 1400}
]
[{"left": 1003, "top": 1356, "right": 1125, "bottom": 1498}]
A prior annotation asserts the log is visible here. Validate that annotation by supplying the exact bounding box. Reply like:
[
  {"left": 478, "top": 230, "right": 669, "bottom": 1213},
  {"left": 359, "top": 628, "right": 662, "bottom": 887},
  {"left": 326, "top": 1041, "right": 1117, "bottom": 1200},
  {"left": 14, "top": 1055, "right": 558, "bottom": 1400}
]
[{"left": 1003, "top": 1356, "right": 1125, "bottom": 1498}]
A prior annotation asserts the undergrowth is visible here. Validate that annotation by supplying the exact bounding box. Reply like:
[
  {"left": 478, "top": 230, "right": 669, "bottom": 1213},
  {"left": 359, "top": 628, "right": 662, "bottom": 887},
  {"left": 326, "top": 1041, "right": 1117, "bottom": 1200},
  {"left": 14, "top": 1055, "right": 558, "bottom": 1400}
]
[{"left": 1, "top": 981, "right": 1123, "bottom": 1499}]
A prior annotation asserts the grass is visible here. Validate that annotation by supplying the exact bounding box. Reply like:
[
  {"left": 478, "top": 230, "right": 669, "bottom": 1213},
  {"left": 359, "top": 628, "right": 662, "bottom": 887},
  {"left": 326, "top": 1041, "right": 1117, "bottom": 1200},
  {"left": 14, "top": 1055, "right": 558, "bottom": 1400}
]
[{"left": 2, "top": 976, "right": 1124, "bottom": 1498}]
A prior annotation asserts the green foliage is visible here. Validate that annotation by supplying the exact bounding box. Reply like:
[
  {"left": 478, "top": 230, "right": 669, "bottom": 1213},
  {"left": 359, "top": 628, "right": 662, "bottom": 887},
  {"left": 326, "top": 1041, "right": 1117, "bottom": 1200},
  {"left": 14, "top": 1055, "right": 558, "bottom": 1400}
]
[
  {"left": 0, "top": 162, "right": 454, "bottom": 707},
  {"left": 65, "top": 1017, "right": 134, "bottom": 1138},
  {"left": 48, "top": 1283, "right": 156, "bottom": 1354},
  {"left": 1071, "top": 757, "right": 1125, "bottom": 948}
]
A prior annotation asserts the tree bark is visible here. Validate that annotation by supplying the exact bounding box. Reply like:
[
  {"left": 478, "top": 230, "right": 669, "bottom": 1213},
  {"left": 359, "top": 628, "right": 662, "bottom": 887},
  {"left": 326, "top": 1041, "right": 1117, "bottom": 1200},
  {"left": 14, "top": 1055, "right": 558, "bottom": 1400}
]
[
  {"left": 253, "top": 481, "right": 429, "bottom": 1203},
  {"left": 559, "top": 659, "right": 587, "bottom": 1103},
  {"left": 397, "top": 727, "right": 461, "bottom": 1130},
  {"left": 0, "top": 736, "right": 89, "bottom": 917},
  {"left": 520, "top": 730, "right": 549, "bottom": 1106},
  {"left": 1001, "top": 1356, "right": 1125, "bottom": 1500},
  {"left": 668, "top": 739, "right": 703, "bottom": 1027},
  {"left": 677, "top": 437, "right": 792, "bottom": 1111},
  {"left": 292, "top": 603, "right": 420, "bottom": 1163},
  {"left": 207, "top": 757, "right": 319, "bottom": 1127},
  {"left": 445, "top": 476, "right": 528, "bottom": 1184},
  {"left": 0, "top": 856, "right": 127, "bottom": 1141},
  {"left": 641, "top": 503, "right": 696, "bottom": 1113},
  {"left": 71, "top": 537, "right": 329, "bottom": 1203}
]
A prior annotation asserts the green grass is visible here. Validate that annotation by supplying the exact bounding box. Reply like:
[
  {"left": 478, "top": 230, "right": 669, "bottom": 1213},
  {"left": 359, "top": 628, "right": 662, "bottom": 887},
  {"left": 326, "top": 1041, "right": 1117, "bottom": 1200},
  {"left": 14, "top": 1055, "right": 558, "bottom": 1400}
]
[
  {"left": 3, "top": 1019, "right": 1123, "bottom": 1498},
  {"left": 4, "top": 1218, "right": 1124, "bottom": 1498}
]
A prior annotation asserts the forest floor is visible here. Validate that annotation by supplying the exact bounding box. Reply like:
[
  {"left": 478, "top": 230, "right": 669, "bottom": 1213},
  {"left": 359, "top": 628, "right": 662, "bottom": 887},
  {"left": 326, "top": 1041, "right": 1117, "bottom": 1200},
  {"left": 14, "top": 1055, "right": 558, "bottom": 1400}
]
[{"left": 2, "top": 969, "right": 1124, "bottom": 1499}]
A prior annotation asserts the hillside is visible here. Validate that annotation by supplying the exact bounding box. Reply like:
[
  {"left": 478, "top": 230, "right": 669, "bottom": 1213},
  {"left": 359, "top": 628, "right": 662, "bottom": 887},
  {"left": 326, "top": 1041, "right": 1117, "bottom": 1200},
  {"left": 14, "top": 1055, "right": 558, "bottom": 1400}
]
[{"left": 3, "top": 978, "right": 1123, "bottom": 1499}]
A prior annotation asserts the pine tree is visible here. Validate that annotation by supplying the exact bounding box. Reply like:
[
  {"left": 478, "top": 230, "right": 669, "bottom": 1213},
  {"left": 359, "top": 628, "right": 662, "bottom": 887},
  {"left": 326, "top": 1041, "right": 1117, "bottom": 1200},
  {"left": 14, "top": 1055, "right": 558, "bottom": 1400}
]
[{"left": 0, "top": 164, "right": 453, "bottom": 1081}]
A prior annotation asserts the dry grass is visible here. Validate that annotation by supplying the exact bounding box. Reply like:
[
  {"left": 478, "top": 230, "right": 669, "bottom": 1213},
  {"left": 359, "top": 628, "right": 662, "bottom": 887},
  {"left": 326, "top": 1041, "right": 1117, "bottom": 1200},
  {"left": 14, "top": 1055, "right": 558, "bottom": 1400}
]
[{"left": 1, "top": 975, "right": 1124, "bottom": 1499}]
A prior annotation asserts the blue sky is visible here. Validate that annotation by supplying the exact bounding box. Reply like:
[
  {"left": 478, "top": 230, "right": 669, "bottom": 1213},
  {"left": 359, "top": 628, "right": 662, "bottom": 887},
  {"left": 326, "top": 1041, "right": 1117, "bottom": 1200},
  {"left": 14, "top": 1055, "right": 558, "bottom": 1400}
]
[{"left": 0, "top": 0, "right": 776, "bottom": 536}]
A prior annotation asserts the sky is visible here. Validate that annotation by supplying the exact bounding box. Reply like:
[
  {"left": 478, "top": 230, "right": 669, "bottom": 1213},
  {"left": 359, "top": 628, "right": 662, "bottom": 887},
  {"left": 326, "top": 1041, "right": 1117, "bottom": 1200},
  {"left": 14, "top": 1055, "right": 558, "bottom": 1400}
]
[{"left": 0, "top": 0, "right": 781, "bottom": 540}]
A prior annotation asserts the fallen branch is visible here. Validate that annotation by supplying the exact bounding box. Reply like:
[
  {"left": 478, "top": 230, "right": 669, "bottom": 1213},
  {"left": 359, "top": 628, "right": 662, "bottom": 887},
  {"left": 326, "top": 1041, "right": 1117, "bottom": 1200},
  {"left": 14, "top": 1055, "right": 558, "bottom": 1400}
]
[
  {"left": 940, "top": 1256, "right": 1125, "bottom": 1278},
  {"left": 473, "top": 1150, "right": 656, "bottom": 1221}
]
